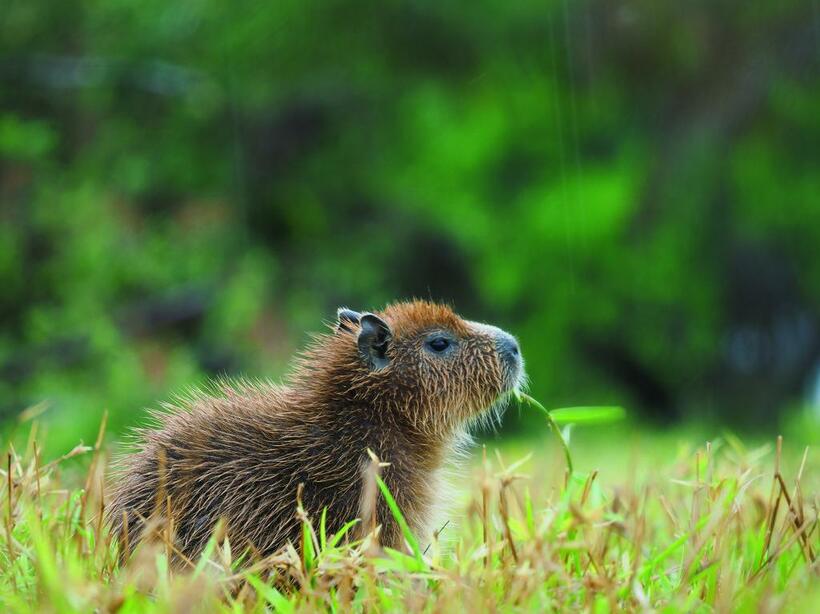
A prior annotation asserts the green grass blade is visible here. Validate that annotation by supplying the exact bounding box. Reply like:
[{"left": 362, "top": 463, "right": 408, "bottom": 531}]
[
  {"left": 374, "top": 474, "right": 424, "bottom": 567},
  {"left": 515, "top": 392, "right": 574, "bottom": 474},
  {"left": 548, "top": 406, "right": 625, "bottom": 425},
  {"left": 246, "top": 574, "right": 294, "bottom": 613},
  {"left": 328, "top": 519, "right": 360, "bottom": 549},
  {"left": 192, "top": 531, "right": 219, "bottom": 578},
  {"left": 319, "top": 506, "right": 328, "bottom": 551}
]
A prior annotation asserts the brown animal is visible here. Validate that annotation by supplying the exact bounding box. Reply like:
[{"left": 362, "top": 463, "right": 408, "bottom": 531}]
[{"left": 107, "top": 300, "right": 524, "bottom": 562}]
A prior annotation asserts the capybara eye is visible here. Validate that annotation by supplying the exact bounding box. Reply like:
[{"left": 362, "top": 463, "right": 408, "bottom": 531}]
[{"left": 426, "top": 337, "right": 450, "bottom": 353}]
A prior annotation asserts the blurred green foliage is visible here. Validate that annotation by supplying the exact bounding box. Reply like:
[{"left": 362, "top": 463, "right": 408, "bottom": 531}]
[{"left": 1, "top": 0, "right": 818, "bottom": 452}]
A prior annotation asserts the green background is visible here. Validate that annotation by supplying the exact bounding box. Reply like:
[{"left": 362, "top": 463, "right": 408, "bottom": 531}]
[{"left": 1, "top": 0, "right": 818, "bottom": 453}]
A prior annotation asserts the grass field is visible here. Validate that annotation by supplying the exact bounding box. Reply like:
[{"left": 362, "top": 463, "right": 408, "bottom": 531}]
[{"left": 0, "top": 415, "right": 818, "bottom": 613}]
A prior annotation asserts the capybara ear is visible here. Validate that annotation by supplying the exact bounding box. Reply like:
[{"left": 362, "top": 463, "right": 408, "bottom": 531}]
[
  {"left": 336, "top": 308, "right": 361, "bottom": 332},
  {"left": 357, "top": 313, "right": 392, "bottom": 370}
]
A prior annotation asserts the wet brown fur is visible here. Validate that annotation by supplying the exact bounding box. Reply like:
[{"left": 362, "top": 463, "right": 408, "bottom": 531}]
[{"left": 107, "top": 300, "right": 518, "bottom": 562}]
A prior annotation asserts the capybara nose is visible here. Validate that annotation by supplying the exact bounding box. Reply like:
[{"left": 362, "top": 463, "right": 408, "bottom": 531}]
[{"left": 496, "top": 331, "right": 521, "bottom": 367}]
